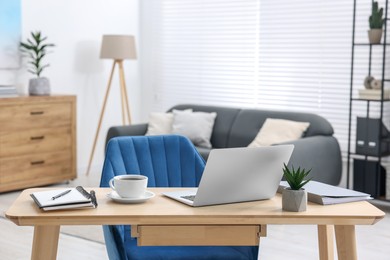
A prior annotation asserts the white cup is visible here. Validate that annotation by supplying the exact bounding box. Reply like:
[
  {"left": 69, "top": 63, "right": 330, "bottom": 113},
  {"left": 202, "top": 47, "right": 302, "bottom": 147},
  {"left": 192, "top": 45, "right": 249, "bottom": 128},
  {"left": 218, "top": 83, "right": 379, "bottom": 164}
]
[{"left": 109, "top": 175, "right": 148, "bottom": 198}]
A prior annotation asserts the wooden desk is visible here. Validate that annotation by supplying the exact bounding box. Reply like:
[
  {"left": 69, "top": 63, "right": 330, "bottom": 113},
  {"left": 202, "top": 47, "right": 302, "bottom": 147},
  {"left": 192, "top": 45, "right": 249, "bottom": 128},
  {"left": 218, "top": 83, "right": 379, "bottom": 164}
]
[{"left": 6, "top": 188, "right": 385, "bottom": 260}]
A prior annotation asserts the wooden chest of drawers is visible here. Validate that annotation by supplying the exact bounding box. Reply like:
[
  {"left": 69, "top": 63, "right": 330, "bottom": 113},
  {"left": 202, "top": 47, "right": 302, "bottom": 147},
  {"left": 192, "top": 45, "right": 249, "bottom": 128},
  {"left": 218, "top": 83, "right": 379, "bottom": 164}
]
[{"left": 0, "top": 95, "right": 76, "bottom": 192}]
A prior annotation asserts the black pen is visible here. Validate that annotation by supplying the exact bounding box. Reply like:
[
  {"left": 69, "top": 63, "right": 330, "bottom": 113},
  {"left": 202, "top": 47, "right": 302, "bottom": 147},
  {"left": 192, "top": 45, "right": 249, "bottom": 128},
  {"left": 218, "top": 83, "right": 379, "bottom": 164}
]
[{"left": 52, "top": 189, "right": 72, "bottom": 200}]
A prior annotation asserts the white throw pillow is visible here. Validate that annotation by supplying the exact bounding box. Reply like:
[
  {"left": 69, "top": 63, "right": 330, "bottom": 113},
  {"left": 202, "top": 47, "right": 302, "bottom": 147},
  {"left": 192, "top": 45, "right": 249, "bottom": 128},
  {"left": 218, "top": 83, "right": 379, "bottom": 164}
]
[
  {"left": 145, "top": 113, "right": 174, "bottom": 135},
  {"left": 172, "top": 110, "right": 217, "bottom": 148},
  {"left": 248, "top": 118, "right": 310, "bottom": 147},
  {"left": 145, "top": 109, "right": 192, "bottom": 136}
]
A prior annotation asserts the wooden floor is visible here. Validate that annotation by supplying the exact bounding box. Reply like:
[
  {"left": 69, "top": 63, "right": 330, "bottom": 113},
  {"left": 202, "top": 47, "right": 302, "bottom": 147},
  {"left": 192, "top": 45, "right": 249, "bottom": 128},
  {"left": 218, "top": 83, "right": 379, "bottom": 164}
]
[{"left": 1, "top": 173, "right": 390, "bottom": 260}]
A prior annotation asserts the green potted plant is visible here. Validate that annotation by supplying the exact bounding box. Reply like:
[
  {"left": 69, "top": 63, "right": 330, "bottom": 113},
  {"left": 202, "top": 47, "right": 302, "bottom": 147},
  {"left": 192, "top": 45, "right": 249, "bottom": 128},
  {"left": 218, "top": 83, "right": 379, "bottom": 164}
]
[
  {"left": 281, "top": 163, "right": 311, "bottom": 212},
  {"left": 20, "top": 31, "right": 55, "bottom": 95},
  {"left": 368, "top": 1, "right": 384, "bottom": 44}
]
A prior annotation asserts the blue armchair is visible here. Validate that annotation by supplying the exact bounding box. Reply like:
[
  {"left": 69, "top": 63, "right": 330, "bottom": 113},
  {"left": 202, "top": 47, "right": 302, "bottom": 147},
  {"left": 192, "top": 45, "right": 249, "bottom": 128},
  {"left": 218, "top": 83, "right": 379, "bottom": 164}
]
[{"left": 100, "top": 135, "right": 259, "bottom": 260}]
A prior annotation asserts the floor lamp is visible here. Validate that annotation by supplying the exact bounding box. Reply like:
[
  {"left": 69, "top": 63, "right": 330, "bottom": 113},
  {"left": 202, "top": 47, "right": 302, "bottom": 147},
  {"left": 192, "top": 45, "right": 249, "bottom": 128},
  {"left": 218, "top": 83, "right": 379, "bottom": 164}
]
[{"left": 86, "top": 35, "right": 137, "bottom": 176}]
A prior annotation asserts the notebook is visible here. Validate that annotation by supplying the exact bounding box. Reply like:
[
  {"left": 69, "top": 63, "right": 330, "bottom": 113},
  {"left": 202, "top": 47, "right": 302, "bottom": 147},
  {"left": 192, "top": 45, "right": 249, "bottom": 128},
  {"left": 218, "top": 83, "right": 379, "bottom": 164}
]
[
  {"left": 278, "top": 181, "right": 372, "bottom": 205},
  {"left": 30, "top": 186, "right": 98, "bottom": 211},
  {"left": 163, "top": 145, "right": 294, "bottom": 207}
]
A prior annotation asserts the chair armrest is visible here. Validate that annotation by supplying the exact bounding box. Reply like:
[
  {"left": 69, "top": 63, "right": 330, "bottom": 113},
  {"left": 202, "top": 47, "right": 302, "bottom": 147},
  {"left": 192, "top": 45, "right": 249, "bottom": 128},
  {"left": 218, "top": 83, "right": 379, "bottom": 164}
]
[
  {"left": 106, "top": 124, "right": 148, "bottom": 148},
  {"left": 278, "top": 136, "right": 342, "bottom": 186}
]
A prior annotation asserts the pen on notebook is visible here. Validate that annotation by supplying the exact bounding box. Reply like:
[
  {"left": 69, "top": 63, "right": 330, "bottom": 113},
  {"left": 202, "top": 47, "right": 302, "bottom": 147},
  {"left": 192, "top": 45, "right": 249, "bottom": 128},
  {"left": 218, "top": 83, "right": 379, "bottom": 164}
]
[{"left": 52, "top": 189, "right": 72, "bottom": 200}]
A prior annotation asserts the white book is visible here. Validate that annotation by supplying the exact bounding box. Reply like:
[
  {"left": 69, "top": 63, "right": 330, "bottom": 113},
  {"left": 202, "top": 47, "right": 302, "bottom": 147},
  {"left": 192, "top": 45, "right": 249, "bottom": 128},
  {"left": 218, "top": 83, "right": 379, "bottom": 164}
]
[
  {"left": 0, "top": 88, "right": 17, "bottom": 93},
  {"left": 0, "top": 88, "right": 17, "bottom": 97},
  {"left": 278, "top": 181, "right": 372, "bottom": 205},
  {"left": 358, "top": 89, "right": 390, "bottom": 99}
]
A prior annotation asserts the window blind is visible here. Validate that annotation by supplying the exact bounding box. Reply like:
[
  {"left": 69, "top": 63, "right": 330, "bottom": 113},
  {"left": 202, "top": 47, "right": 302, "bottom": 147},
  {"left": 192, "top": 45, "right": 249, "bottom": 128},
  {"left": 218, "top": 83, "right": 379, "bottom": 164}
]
[
  {"left": 255, "top": 0, "right": 353, "bottom": 154},
  {"left": 140, "top": 0, "right": 260, "bottom": 111},
  {"left": 140, "top": 0, "right": 389, "bottom": 157}
]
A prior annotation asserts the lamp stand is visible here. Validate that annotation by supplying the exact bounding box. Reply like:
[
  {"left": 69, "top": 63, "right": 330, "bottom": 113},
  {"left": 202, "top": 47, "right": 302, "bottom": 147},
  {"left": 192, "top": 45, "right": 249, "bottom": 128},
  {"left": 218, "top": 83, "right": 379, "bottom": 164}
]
[
  {"left": 118, "top": 60, "right": 132, "bottom": 124},
  {"left": 86, "top": 60, "right": 132, "bottom": 176}
]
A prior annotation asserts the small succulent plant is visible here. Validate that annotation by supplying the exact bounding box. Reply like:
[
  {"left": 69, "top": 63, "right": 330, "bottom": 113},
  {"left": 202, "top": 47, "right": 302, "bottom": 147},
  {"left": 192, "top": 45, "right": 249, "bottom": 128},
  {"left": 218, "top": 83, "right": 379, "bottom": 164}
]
[
  {"left": 369, "top": 1, "right": 384, "bottom": 29},
  {"left": 283, "top": 163, "right": 311, "bottom": 190}
]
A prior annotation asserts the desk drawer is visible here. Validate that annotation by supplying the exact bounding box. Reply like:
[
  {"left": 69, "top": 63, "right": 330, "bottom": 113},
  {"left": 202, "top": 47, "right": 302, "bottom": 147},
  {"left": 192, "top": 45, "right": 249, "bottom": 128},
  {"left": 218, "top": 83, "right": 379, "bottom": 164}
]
[
  {"left": 0, "top": 127, "right": 72, "bottom": 157},
  {"left": 0, "top": 151, "right": 72, "bottom": 185},
  {"left": 131, "top": 225, "right": 265, "bottom": 246},
  {"left": 0, "top": 102, "right": 71, "bottom": 131}
]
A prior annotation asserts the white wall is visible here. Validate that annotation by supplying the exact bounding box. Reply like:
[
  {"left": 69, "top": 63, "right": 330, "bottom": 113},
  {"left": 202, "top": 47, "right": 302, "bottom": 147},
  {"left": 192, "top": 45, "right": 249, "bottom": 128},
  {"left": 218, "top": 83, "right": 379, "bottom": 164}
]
[{"left": 8, "top": 0, "right": 141, "bottom": 175}]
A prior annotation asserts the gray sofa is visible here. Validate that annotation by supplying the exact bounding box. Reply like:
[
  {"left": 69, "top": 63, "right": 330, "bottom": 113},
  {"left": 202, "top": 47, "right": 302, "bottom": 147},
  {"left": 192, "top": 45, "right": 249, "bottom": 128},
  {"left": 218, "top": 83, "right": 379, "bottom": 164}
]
[{"left": 106, "top": 104, "right": 342, "bottom": 185}]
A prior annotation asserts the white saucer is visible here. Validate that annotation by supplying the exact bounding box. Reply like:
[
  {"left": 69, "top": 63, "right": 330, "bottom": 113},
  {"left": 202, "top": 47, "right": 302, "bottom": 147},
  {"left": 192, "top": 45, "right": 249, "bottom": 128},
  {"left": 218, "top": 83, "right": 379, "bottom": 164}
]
[{"left": 107, "top": 190, "right": 155, "bottom": 204}]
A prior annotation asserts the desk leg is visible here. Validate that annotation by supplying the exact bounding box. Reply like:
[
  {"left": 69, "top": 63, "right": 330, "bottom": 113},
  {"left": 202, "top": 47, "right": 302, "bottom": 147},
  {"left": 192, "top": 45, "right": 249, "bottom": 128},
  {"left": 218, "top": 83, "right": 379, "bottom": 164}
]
[
  {"left": 318, "top": 225, "right": 334, "bottom": 260},
  {"left": 317, "top": 225, "right": 334, "bottom": 260},
  {"left": 335, "top": 225, "right": 357, "bottom": 260},
  {"left": 31, "top": 225, "right": 60, "bottom": 260}
]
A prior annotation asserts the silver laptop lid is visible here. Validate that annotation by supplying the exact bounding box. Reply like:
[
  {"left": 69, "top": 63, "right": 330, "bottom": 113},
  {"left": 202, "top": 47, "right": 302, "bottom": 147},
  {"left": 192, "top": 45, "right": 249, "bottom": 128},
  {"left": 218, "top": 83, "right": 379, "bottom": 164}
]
[{"left": 193, "top": 145, "right": 294, "bottom": 206}]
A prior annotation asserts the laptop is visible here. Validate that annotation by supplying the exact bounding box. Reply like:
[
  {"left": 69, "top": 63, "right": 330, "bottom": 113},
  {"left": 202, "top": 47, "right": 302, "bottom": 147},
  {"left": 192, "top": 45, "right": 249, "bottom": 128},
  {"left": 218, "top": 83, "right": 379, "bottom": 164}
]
[{"left": 162, "top": 145, "right": 294, "bottom": 207}]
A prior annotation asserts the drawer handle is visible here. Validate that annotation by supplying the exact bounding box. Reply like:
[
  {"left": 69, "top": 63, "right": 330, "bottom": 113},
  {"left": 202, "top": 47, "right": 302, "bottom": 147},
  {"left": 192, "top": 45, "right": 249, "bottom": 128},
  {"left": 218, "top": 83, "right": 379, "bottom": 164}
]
[
  {"left": 30, "top": 111, "right": 44, "bottom": 115},
  {"left": 30, "top": 136, "right": 45, "bottom": 140},
  {"left": 31, "top": 160, "right": 45, "bottom": 165}
]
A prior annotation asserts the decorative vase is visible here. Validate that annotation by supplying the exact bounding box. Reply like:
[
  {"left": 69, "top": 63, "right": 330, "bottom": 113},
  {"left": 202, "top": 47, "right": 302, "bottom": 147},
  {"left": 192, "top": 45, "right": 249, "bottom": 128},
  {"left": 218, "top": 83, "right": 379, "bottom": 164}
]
[
  {"left": 368, "top": 29, "right": 383, "bottom": 44},
  {"left": 282, "top": 188, "right": 307, "bottom": 212},
  {"left": 29, "top": 77, "right": 51, "bottom": 96}
]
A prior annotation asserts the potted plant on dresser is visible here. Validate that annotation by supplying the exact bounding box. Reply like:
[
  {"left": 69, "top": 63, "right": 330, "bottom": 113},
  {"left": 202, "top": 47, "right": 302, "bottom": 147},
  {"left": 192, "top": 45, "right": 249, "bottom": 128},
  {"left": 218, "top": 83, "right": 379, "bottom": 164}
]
[
  {"left": 20, "top": 31, "right": 55, "bottom": 95},
  {"left": 368, "top": 1, "right": 384, "bottom": 44},
  {"left": 282, "top": 163, "right": 311, "bottom": 212}
]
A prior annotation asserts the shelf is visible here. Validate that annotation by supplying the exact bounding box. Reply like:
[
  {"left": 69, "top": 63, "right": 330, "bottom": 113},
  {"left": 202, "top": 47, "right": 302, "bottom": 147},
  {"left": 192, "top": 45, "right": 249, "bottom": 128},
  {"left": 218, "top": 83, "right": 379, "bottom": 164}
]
[
  {"left": 353, "top": 43, "right": 390, "bottom": 46},
  {"left": 348, "top": 0, "right": 389, "bottom": 196},
  {"left": 349, "top": 152, "right": 390, "bottom": 159},
  {"left": 352, "top": 98, "right": 390, "bottom": 101}
]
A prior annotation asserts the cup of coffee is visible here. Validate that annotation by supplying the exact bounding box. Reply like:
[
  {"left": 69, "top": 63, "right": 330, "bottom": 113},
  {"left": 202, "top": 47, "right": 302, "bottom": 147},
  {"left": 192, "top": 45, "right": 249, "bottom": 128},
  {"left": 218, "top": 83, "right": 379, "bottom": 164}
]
[{"left": 109, "top": 175, "right": 148, "bottom": 198}]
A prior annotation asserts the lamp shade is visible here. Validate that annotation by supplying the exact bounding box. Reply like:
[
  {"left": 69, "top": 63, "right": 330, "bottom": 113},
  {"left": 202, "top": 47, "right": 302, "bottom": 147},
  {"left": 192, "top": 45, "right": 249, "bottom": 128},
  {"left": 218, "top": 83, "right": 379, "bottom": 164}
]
[{"left": 100, "top": 35, "right": 137, "bottom": 60}]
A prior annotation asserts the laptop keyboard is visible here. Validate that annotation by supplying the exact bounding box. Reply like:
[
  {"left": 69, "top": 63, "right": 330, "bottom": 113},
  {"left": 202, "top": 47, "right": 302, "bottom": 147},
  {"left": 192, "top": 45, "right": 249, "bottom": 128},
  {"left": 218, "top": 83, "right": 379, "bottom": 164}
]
[{"left": 181, "top": 195, "right": 196, "bottom": 201}]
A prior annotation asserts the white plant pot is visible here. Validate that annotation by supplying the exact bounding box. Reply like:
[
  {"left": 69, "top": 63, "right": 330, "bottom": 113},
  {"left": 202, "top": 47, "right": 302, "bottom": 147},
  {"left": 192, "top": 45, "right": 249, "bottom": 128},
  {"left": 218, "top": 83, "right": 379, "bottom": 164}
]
[
  {"left": 282, "top": 188, "right": 307, "bottom": 212},
  {"left": 29, "top": 77, "right": 51, "bottom": 96},
  {"left": 368, "top": 29, "right": 383, "bottom": 44}
]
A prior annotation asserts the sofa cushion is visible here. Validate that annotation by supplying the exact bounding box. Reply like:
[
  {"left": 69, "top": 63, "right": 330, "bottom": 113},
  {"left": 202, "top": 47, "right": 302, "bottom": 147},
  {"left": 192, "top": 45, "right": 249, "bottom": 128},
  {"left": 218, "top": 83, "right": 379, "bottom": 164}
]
[
  {"left": 248, "top": 118, "right": 310, "bottom": 147},
  {"left": 172, "top": 110, "right": 217, "bottom": 148},
  {"left": 169, "top": 104, "right": 241, "bottom": 148},
  {"left": 228, "top": 109, "right": 334, "bottom": 147},
  {"left": 145, "top": 112, "right": 174, "bottom": 135},
  {"left": 146, "top": 109, "right": 192, "bottom": 136}
]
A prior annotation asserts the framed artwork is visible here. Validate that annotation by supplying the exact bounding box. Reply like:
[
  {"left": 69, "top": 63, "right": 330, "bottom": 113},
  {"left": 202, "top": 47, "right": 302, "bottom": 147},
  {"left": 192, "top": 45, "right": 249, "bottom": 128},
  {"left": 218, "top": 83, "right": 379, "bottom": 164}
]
[{"left": 0, "top": 0, "right": 21, "bottom": 69}]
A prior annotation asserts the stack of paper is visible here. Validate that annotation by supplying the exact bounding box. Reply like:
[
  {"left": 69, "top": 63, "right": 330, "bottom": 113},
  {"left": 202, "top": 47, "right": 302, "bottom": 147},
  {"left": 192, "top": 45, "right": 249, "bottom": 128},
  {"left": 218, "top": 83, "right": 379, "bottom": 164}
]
[
  {"left": 30, "top": 186, "right": 98, "bottom": 211},
  {"left": 278, "top": 181, "right": 372, "bottom": 205},
  {"left": 0, "top": 85, "right": 18, "bottom": 97}
]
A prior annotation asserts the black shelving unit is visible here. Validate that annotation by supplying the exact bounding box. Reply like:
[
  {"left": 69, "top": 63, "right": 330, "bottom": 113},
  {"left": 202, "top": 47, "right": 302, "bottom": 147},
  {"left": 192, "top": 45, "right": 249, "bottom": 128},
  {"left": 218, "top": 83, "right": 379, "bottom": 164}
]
[{"left": 347, "top": 0, "right": 389, "bottom": 200}]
